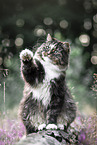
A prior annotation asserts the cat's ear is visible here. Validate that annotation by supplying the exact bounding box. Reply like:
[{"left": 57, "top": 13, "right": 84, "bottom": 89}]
[
  {"left": 46, "top": 34, "right": 52, "bottom": 41},
  {"left": 62, "top": 42, "right": 70, "bottom": 52}
]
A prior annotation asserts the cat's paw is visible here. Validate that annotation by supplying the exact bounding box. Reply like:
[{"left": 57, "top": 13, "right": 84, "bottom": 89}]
[
  {"left": 38, "top": 124, "right": 46, "bottom": 131},
  {"left": 46, "top": 124, "right": 58, "bottom": 130},
  {"left": 20, "top": 49, "right": 33, "bottom": 61},
  {"left": 20, "top": 135, "right": 26, "bottom": 140},
  {"left": 57, "top": 124, "right": 64, "bottom": 130}
]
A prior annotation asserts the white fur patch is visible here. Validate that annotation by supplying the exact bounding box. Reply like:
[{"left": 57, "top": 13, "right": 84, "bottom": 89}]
[
  {"left": 50, "top": 44, "right": 55, "bottom": 50},
  {"left": 57, "top": 124, "right": 64, "bottom": 130},
  {"left": 32, "top": 52, "right": 63, "bottom": 107},
  {"left": 20, "top": 49, "right": 33, "bottom": 60},
  {"left": 34, "top": 52, "right": 62, "bottom": 81},
  {"left": 32, "top": 79, "right": 51, "bottom": 108},
  {"left": 20, "top": 135, "right": 26, "bottom": 139},
  {"left": 46, "top": 124, "right": 58, "bottom": 130},
  {"left": 38, "top": 123, "right": 46, "bottom": 130}
]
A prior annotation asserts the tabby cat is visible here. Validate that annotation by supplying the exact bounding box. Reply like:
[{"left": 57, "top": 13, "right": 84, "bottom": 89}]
[{"left": 19, "top": 34, "right": 76, "bottom": 135}]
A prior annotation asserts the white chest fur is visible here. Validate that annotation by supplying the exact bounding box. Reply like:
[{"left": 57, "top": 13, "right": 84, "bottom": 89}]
[
  {"left": 32, "top": 79, "right": 51, "bottom": 108},
  {"left": 34, "top": 53, "right": 62, "bottom": 80},
  {"left": 32, "top": 53, "right": 63, "bottom": 107}
]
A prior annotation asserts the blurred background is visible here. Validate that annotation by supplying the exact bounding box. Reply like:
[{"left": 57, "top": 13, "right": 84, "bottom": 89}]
[{"left": 0, "top": 0, "right": 97, "bottom": 119}]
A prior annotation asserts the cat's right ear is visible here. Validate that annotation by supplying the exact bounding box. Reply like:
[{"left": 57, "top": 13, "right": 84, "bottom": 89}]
[
  {"left": 62, "top": 42, "right": 70, "bottom": 53},
  {"left": 46, "top": 34, "right": 52, "bottom": 41}
]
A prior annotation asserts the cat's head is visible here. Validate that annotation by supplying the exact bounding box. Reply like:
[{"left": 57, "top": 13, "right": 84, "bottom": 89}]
[{"left": 35, "top": 34, "right": 70, "bottom": 71}]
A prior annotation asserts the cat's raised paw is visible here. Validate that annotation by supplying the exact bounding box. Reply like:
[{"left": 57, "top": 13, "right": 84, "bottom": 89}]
[
  {"left": 46, "top": 124, "right": 58, "bottom": 130},
  {"left": 20, "top": 49, "right": 33, "bottom": 61},
  {"left": 38, "top": 124, "right": 46, "bottom": 130}
]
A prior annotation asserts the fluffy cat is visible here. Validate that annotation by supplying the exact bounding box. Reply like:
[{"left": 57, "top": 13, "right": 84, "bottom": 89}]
[{"left": 19, "top": 34, "right": 76, "bottom": 135}]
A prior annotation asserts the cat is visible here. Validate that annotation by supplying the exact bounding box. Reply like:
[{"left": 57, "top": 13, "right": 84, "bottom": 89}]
[{"left": 19, "top": 34, "right": 76, "bottom": 135}]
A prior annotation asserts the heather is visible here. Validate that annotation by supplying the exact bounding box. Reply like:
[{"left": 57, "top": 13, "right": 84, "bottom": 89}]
[
  {"left": 0, "top": 113, "right": 97, "bottom": 144},
  {"left": 0, "top": 117, "right": 25, "bottom": 145},
  {"left": 77, "top": 114, "right": 97, "bottom": 144},
  {"left": 0, "top": 114, "right": 97, "bottom": 145}
]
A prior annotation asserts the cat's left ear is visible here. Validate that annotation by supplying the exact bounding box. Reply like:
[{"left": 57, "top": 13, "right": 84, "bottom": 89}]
[
  {"left": 46, "top": 34, "right": 52, "bottom": 41},
  {"left": 62, "top": 42, "right": 70, "bottom": 52}
]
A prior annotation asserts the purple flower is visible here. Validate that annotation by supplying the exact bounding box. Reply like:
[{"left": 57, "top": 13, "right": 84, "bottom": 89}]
[
  {"left": 78, "top": 130, "right": 86, "bottom": 142},
  {"left": 0, "top": 119, "right": 25, "bottom": 145},
  {"left": 0, "top": 141, "right": 5, "bottom": 145}
]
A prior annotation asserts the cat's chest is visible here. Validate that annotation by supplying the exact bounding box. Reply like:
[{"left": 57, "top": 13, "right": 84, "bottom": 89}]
[
  {"left": 32, "top": 53, "right": 62, "bottom": 107},
  {"left": 32, "top": 79, "right": 51, "bottom": 108}
]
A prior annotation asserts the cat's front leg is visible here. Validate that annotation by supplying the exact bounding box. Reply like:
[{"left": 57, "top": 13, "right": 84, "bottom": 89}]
[
  {"left": 20, "top": 49, "right": 45, "bottom": 86},
  {"left": 19, "top": 92, "right": 38, "bottom": 135},
  {"left": 45, "top": 81, "right": 64, "bottom": 130},
  {"left": 46, "top": 100, "right": 59, "bottom": 130},
  {"left": 20, "top": 49, "right": 38, "bottom": 85},
  {"left": 20, "top": 49, "right": 35, "bottom": 74}
]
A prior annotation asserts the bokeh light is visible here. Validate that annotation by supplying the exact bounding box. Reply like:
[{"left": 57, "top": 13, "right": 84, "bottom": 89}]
[
  {"left": 91, "top": 56, "right": 97, "bottom": 65},
  {"left": 79, "top": 34, "right": 90, "bottom": 46},
  {"left": 84, "top": 19, "right": 92, "bottom": 30},
  {"left": 15, "top": 37, "right": 23, "bottom": 47},
  {"left": 59, "top": 19, "right": 68, "bottom": 29},
  {"left": 34, "top": 26, "right": 46, "bottom": 36},
  {"left": 16, "top": 19, "right": 25, "bottom": 27},
  {"left": 91, "top": 43, "right": 97, "bottom": 65},
  {"left": 2, "top": 39, "right": 10, "bottom": 47},
  {"left": 93, "top": 14, "right": 97, "bottom": 23},
  {"left": 43, "top": 17, "right": 53, "bottom": 25}
]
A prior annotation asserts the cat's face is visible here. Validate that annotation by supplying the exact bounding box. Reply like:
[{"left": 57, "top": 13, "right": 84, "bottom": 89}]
[{"left": 35, "top": 34, "right": 70, "bottom": 70}]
